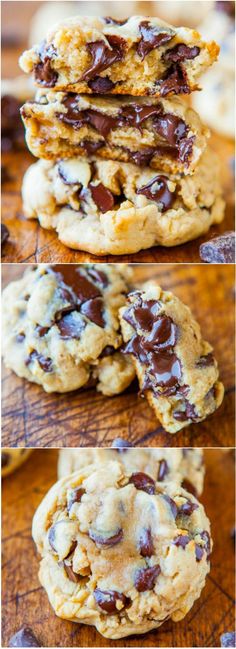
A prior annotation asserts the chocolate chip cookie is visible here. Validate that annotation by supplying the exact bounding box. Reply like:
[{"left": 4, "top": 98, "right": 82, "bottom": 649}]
[
  {"left": 1, "top": 264, "right": 135, "bottom": 394},
  {"left": 1, "top": 448, "right": 32, "bottom": 477},
  {"left": 22, "top": 147, "right": 225, "bottom": 255},
  {"left": 32, "top": 460, "right": 211, "bottom": 639},
  {"left": 21, "top": 92, "right": 209, "bottom": 174},
  {"left": 58, "top": 447, "right": 204, "bottom": 496},
  {"left": 19, "top": 15, "right": 219, "bottom": 96},
  {"left": 119, "top": 282, "right": 224, "bottom": 433}
]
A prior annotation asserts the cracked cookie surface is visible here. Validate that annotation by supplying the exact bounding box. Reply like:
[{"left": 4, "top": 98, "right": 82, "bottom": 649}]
[
  {"left": 22, "top": 147, "right": 225, "bottom": 256},
  {"left": 1, "top": 264, "right": 135, "bottom": 394},
  {"left": 19, "top": 15, "right": 219, "bottom": 97},
  {"left": 58, "top": 447, "right": 204, "bottom": 496},
  {"left": 32, "top": 460, "right": 211, "bottom": 639},
  {"left": 119, "top": 282, "right": 224, "bottom": 433}
]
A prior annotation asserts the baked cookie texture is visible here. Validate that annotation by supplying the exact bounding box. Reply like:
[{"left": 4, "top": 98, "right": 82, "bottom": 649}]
[
  {"left": 119, "top": 282, "right": 224, "bottom": 433},
  {"left": 32, "top": 460, "right": 211, "bottom": 639},
  {"left": 1, "top": 448, "right": 32, "bottom": 477},
  {"left": 1, "top": 264, "right": 135, "bottom": 395},
  {"left": 19, "top": 15, "right": 219, "bottom": 97},
  {"left": 22, "top": 147, "right": 225, "bottom": 256},
  {"left": 58, "top": 447, "right": 205, "bottom": 496},
  {"left": 21, "top": 91, "right": 209, "bottom": 174}
]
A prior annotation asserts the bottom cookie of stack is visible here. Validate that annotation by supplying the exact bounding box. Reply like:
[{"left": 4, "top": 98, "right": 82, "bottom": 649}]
[{"left": 22, "top": 147, "right": 224, "bottom": 256}]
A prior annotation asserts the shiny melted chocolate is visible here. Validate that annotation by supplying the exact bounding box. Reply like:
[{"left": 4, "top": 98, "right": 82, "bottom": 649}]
[
  {"left": 137, "top": 21, "right": 174, "bottom": 60},
  {"left": 136, "top": 175, "right": 176, "bottom": 211},
  {"left": 81, "top": 35, "right": 126, "bottom": 82}
]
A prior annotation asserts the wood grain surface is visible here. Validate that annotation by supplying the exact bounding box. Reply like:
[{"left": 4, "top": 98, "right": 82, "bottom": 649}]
[
  {"left": 2, "top": 448, "right": 235, "bottom": 648},
  {"left": 1, "top": 264, "right": 235, "bottom": 448},
  {"left": 1, "top": 19, "right": 235, "bottom": 264}
]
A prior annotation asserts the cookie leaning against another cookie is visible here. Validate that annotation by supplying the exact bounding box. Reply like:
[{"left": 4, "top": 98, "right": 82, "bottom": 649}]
[
  {"left": 119, "top": 283, "right": 224, "bottom": 433},
  {"left": 19, "top": 15, "right": 219, "bottom": 97},
  {"left": 32, "top": 460, "right": 211, "bottom": 639},
  {"left": 22, "top": 147, "right": 225, "bottom": 256},
  {"left": 21, "top": 92, "right": 209, "bottom": 175},
  {"left": 1, "top": 264, "right": 135, "bottom": 395},
  {"left": 57, "top": 447, "right": 205, "bottom": 496}
]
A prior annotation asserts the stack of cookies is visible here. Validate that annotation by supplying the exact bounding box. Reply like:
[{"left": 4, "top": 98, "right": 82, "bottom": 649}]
[{"left": 19, "top": 14, "right": 225, "bottom": 256}]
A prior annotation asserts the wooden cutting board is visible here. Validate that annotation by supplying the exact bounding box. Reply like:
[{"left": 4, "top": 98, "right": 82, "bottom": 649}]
[
  {"left": 2, "top": 448, "right": 235, "bottom": 648},
  {"left": 2, "top": 264, "right": 235, "bottom": 448}
]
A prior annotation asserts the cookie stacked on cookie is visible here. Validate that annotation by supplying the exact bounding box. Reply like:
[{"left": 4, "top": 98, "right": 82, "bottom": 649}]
[{"left": 19, "top": 15, "right": 225, "bottom": 255}]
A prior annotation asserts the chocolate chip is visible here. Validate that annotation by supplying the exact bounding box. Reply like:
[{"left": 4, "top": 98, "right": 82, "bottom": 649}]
[
  {"left": 89, "top": 182, "right": 115, "bottom": 213},
  {"left": 80, "top": 297, "right": 105, "bottom": 327},
  {"left": 111, "top": 437, "right": 133, "bottom": 449},
  {"left": 129, "top": 472, "right": 155, "bottom": 495},
  {"left": 149, "top": 352, "right": 182, "bottom": 388},
  {"left": 173, "top": 534, "right": 190, "bottom": 549},
  {"left": 196, "top": 353, "right": 215, "bottom": 368},
  {"left": 1, "top": 223, "right": 9, "bottom": 246},
  {"left": 160, "top": 63, "right": 190, "bottom": 97},
  {"left": 16, "top": 332, "right": 25, "bottom": 343},
  {"left": 82, "top": 35, "right": 126, "bottom": 82},
  {"left": 173, "top": 400, "right": 199, "bottom": 422},
  {"left": 2, "top": 452, "right": 10, "bottom": 468},
  {"left": 60, "top": 560, "right": 80, "bottom": 583},
  {"left": 126, "top": 148, "right": 157, "bottom": 166},
  {"left": 134, "top": 564, "right": 161, "bottom": 591},
  {"left": 181, "top": 479, "right": 197, "bottom": 497},
  {"left": 136, "top": 175, "right": 176, "bottom": 211},
  {"left": 48, "top": 521, "right": 77, "bottom": 558},
  {"left": 142, "top": 317, "right": 178, "bottom": 352},
  {"left": 195, "top": 544, "right": 204, "bottom": 561},
  {"left": 178, "top": 500, "right": 198, "bottom": 516},
  {"left": 162, "top": 494, "right": 178, "bottom": 519},
  {"left": 80, "top": 139, "right": 103, "bottom": 155},
  {"left": 89, "top": 527, "right": 123, "bottom": 546},
  {"left": 200, "top": 530, "right": 211, "bottom": 558},
  {"left": 164, "top": 43, "right": 200, "bottom": 63},
  {"left": 87, "top": 268, "right": 109, "bottom": 287},
  {"left": 138, "top": 527, "right": 154, "bottom": 557},
  {"left": 9, "top": 627, "right": 41, "bottom": 647},
  {"left": 103, "top": 17, "right": 127, "bottom": 25},
  {"left": 88, "top": 76, "right": 115, "bottom": 92},
  {"left": 220, "top": 632, "right": 236, "bottom": 647},
  {"left": 35, "top": 326, "right": 49, "bottom": 337},
  {"left": 50, "top": 266, "right": 101, "bottom": 302},
  {"left": 158, "top": 459, "right": 169, "bottom": 481},
  {"left": 34, "top": 40, "right": 58, "bottom": 87},
  {"left": 199, "top": 232, "right": 235, "bottom": 264},
  {"left": 123, "top": 298, "right": 161, "bottom": 330},
  {"left": 25, "top": 350, "right": 53, "bottom": 373},
  {"left": 56, "top": 312, "right": 86, "bottom": 339},
  {"left": 100, "top": 345, "right": 117, "bottom": 358},
  {"left": 67, "top": 487, "right": 85, "bottom": 512},
  {"left": 94, "top": 588, "right": 130, "bottom": 614},
  {"left": 137, "top": 21, "right": 174, "bottom": 60}
]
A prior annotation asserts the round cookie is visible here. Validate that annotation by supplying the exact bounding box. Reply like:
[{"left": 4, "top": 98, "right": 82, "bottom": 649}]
[
  {"left": 2, "top": 448, "right": 32, "bottom": 477},
  {"left": 22, "top": 148, "right": 225, "bottom": 255},
  {"left": 58, "top": 447, "right": 204, "bottom": 497},
  {"left": 32, "top": 460, "right": 211, "bottom": 639},
  {"left": 1, "top": 264, "right": 135, "bottom": 395}
]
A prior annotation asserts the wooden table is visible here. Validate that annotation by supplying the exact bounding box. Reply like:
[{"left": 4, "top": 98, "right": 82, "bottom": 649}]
[
  {"left": 2, "top": 448, "right": 235, "bottom": 648},
  {"left": 2, "top": 264, "right": 235, "bottom": 448}
]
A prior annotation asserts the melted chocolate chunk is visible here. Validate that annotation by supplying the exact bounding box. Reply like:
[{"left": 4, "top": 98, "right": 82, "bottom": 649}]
[
  {"left": 123, "top": 297, "right": 161, "bottom": 330},
  {"left": 67, "top": 487, "right": 85, "bottom": 512},
  {"left": 196, "top": 353, "right": 215, "bottom": 368},
  {"left": 149, "top": 352, "right": 182, "bottom": 389},
  {"left": 173, "top": 534, "right": 190, "bottom": 548},
  {"left": 61, "top": 561, "right": 80, "bottom": 583},
  {"left": 2, "top": 452, "right": 10, "bottom": 468},
  {"left": 35, "top": 325, "right": 49, "bottom": 337},
  {"left": 80, "top": 297, "right": 105, "bottom": 327},
  {"left": 88, "top": 76, "right": 115, "bottom": 92},
  {"left": 82, "top": 35, "right": 126, "bottom": 81},
  {"left": 138, "top": 527, "right": 154, "bottom": 557},
  {"left": 56, "top": 312, "right": 85, "bottom": 339},
  {"left": 160, "top": 63, "right": 190, "bottom": 97},
  {"left": 142, "top": 317, "right": 178, "bottom": 352},
  {"left": 87, "top": 267, "right": 108, "bottom": 287},
  {"left": 1, "top": 223, "right": 10, "bottom": 246},
  {"left": 136, "top": 174, "right": 176, "bottom": 211},
  {"left": 164, "top": 43, "right": 200, "bottom": 63},
  {"left": 126, "top": 148, "right": 157, "bottom": 166},
  {"left": 89, "top": 527, "right": 123, "bottom": 546},
  {"left": 80, "top": 139, "right": 103, "bottom": 154},
  {"left": 195, "top": 544, "right": 204, "bottom": 561},
  {"left": 103, "top": 17, "right": 128, "bottom": 26},
  {"left": 220, "top": 632, "right": 236, "bottom": 648},
  {"left": 162, "top": 494, "right": 178, "bottom": 519},
  {"left": 134, "top": 564, "right": 161, "bottom": 591},
  {"left": 200, "top": 530, "right": 211, "bottom": 558},
  {"left": 111, "top": 437, "right": 133, "bottom": 449},
  {"left": 158, "top": 459, "right": 168, "bottom": 481},
  {"left": 100, "top": 345, "right": 117, "bottom": 358},
  {"left": 173, "top": 399, "right": 199, "bottom": 422},
  {"left": 178, "top": 500, "right": 198, "bottom": 516},
  {"left": 89, "top": 182, "right": 115, "bottom": 213},
  {"left": 129, "top": 472, "right": 155, "bottom": 494},
  {"left": 50, "top": 266, "right": 101, "bottom": 302},
  {"left": 137, "top": 21, "right": 174, "bottom": 60},
  {"left": 16, "top": 332, "right": 26, "bottom": 343},
  {"left": 34, "top": 41, "right": 58, "bottom": 87},
  {"left": 181, "top": 479, "right": 197, "bottom": 497},
  {"left": 94, "top": 588, "right": 129, "bottom": 614},
  {"left": 25, "top": 350, "right": 53, "bottom": 373},
  {"left": 48, "top": 522, "right": 77, "bottom": 558},
  {"left": 9, "top": 627, "right": 40, "bottom": 647},
  {"left": 199, "top": 232, "right": 235, "bottom": 264}
]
